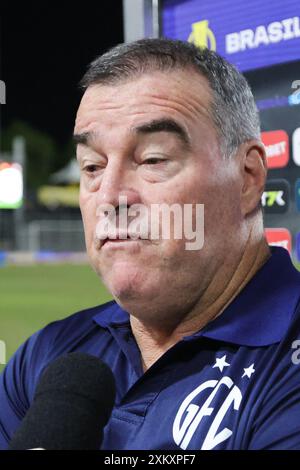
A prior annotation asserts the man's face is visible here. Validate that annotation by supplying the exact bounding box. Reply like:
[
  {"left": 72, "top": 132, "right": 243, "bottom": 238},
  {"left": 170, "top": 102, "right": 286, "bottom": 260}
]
[{"left": 74, "top": 69, "right": 244, "bottom": 322}]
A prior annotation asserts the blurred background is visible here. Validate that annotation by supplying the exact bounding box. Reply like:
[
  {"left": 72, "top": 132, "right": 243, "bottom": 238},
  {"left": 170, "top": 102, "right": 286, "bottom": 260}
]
[{"left": 1, "top": 0, "right": 300, "bottom": 370}]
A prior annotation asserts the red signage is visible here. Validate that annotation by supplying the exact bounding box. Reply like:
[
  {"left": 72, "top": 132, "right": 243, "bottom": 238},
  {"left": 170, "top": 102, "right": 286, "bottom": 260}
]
[
  {"left": 265, "top": 228, "right": 291, "bottom": 253},
  {"left": 261, "top": 130, "right": 289, "bottom": 169}
]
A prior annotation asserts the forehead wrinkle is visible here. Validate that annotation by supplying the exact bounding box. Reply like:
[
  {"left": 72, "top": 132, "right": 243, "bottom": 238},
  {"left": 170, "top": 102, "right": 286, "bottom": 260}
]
[
  {"left": 139, "top": 97, "right": 211, "bottom": 125},
  {"left": 77, "top": 98, "right": 211, "bottom": 133},
  {"left": 141, "top": 89, "right": 211, "bottom": 116},
  {"left": 82, "top": 103, "right": 125, "bottom": 111},
  {"left": 80, "top": 78, "right": 211, "bottom": 115},
  {"left": 80, "top": 95, "right": 203, "bottom": 116},
  {"left": 76, "top": 80, "right": 213, "bottom": 137}
]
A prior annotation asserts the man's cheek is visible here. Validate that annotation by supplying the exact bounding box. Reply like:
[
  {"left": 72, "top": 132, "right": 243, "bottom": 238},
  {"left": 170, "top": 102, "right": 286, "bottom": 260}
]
[
  {"left": 157, "top": 238, "right": 187, "bottom": 264},
  {"left": 81, "top": 214, "right": 96, "bottom": 252}
]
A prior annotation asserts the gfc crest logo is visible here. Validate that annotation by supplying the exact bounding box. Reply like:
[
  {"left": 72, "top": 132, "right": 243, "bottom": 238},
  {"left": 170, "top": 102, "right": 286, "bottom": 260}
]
[
  {"left": 173, "top": 355, "right": 255, "bottom": 449},
  {"left": 188, "top": 20, "right": 217, "bottom": 51}
]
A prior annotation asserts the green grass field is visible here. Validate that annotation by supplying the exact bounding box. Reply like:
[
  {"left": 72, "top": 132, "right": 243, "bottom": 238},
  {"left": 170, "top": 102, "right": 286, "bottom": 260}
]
[{"left": 0, "top": 264, "right": 112, "bottom": 372}]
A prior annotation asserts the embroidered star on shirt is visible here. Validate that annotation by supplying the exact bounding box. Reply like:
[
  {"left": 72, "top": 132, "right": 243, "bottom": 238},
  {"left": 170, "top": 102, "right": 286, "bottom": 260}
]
[
  {"left": 212, "top": 355, "right": 230, "bottom": 372},
  {"left": 242, "top": 363, "right": 255, "bottom": 379}
]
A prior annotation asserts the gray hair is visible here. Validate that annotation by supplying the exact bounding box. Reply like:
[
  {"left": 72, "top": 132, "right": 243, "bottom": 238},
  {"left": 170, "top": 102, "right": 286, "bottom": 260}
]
[{"left": 80, "top": 38, "right": 261, "bottom": 158}]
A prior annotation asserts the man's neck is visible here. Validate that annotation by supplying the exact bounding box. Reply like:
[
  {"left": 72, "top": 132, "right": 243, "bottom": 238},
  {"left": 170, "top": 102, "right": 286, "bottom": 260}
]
[{"left": 131, "top": 235, "right": 271, "bottom": 372}]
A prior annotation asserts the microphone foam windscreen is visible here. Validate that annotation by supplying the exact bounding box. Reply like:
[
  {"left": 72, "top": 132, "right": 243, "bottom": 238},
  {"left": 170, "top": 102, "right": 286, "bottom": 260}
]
[{"left": 10, "top": 352, "right": 116, "bottom": 450}]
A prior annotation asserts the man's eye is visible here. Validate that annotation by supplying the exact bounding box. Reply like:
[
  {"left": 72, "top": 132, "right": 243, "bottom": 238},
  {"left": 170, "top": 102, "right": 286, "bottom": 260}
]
[
  {"left": 83, "top": 164, "right": 100, "bottom": 174},
  {"left": 143, "top": 158, "right": 166, "bottom": 165}
]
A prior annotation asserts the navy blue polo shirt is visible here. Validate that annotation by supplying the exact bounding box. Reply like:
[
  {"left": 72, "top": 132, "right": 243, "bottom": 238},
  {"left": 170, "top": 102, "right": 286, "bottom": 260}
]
[{"left": 1, "top": 246, "right": 300, "bottom": 450}]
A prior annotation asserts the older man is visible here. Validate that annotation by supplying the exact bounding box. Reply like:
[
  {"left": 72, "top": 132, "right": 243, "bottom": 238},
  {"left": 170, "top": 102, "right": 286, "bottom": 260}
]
[{"left": 1, "top": 39, "right": 300, "bottom": 450}]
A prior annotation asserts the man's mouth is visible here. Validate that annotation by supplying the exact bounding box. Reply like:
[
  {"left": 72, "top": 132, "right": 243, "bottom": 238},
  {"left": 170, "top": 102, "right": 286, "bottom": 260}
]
[
  {"left": 102, "top": 235, "right": 132, "bottom": 245},
  {"left": 98, "top": 234, "right": 147, "bottom": 249}
]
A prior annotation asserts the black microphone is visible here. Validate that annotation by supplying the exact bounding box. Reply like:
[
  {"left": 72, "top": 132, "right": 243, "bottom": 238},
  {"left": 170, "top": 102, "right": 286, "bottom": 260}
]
[{"left": 9, "top": 352, "right": 116, "bottom": 450}]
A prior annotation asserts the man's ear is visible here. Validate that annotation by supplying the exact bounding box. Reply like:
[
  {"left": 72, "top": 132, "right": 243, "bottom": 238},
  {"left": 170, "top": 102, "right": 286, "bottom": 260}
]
[{"left": 238, "top": 140, "right": 267, "bottom": 216}]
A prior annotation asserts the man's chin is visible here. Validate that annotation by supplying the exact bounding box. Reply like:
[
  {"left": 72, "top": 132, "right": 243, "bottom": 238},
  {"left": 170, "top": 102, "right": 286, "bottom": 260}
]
[
  {"left": 98, "top": 264, "right": 143, "bottom": 295},
  {"left": 102, "top": 267, "right": 160, "bottom": 307}
]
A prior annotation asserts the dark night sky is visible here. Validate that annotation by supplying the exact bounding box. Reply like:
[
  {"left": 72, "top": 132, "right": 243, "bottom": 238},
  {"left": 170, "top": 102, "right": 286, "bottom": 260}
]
[{"left": 0, "top": 3, "right": 124, "bottom": 146}]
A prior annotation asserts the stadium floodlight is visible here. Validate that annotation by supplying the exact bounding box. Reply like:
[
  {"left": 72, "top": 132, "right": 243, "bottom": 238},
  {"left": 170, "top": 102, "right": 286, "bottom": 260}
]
[{"left": 0, "top": 161, "right": 23, "bottom": 209}]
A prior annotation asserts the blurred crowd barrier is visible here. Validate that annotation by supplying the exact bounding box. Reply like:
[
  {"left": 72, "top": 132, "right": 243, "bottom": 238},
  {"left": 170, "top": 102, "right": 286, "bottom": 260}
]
[{"left": 0, "top": 208, "right": 88, "bottom": 265}]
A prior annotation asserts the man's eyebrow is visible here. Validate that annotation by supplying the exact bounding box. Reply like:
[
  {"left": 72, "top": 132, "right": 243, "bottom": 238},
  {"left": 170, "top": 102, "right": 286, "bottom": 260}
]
[
  {"left": 133, "top": 118, "right": 191, "bottom": 148},
  {"left": 73, "top": 132, "right": 95, "bottom": 146},
  {"left": 73, "top": 119, "right": 191, "bottom": 148}
]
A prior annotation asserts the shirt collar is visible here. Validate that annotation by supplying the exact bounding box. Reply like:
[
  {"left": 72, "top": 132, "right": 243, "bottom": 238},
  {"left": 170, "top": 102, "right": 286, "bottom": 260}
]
[{"left": 93, "top": 247, "right": 300, "bottom": 347}]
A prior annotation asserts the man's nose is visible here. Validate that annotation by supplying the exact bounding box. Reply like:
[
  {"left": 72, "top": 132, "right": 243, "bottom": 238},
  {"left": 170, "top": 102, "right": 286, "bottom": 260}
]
[{"left": 96, "top": 159, "right": 141, "bottom": 210}]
